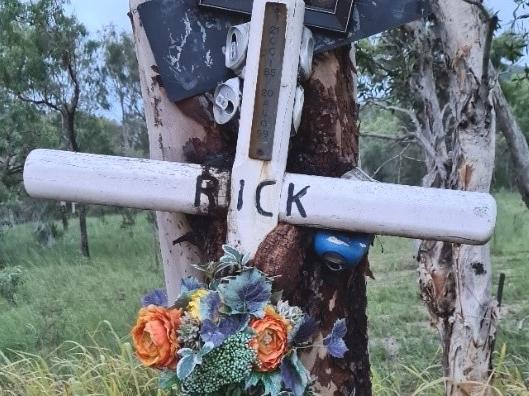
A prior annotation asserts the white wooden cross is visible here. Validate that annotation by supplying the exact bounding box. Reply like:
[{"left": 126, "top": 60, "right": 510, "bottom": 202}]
[{"left": 23, "top": 0, "right": 496, "bottom": 266}]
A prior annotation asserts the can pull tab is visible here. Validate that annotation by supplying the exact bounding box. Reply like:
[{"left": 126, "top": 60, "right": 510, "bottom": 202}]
[
  {"left": 215, "top": 92, "right": 230, "bottom": 111},
  {"left": 213, "top": 77, "right": 242, "bottom": 125}
]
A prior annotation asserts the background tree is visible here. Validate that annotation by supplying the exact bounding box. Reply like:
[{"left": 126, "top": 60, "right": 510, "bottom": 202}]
[
  {"left": 0, "top": 89, "right": 59, "bottom": 230},
  {"left": 490, "top": 3, "right": 529, "bottom": 208},
  {"left": 358, "top": 0, "right": 502, "bottom": 393},
  {"left": 0, "top": 0, "right": 106, "bottom": 257},
  {"left": 101, "top": 27, "right": 147, "bottom": 156}
]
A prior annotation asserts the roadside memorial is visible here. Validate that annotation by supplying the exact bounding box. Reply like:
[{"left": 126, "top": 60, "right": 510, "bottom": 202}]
[{"left": 22, "top": 0, "right": 497, "bottom": 394}]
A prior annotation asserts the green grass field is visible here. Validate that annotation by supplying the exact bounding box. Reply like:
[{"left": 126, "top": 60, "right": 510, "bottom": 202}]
[{"left": 0, "top": 192, "right": 528, "bottom": 395}]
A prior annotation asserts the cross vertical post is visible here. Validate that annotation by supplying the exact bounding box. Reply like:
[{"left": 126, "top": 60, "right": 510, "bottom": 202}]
[{"left": 227, "top": 0, "right": 305, "bottom": 256}]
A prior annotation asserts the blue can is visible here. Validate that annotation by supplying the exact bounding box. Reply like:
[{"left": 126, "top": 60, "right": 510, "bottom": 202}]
[{"left": 313, "top": 231, "right": 374, "bottom": 271}]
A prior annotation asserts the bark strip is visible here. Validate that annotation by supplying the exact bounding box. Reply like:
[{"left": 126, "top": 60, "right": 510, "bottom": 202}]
[{"left": 256, "top": 47, "right": 372, "bottom": 396}]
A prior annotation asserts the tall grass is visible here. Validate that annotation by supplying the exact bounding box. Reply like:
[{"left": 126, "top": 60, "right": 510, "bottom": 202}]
[
  {"left": 367, "top": 191, "right": 529, "bottom": 393},
  {"left": 0, "top": 321, "right": 164, "bottom": 396},
  {"left": 370, "top": 345, "right": 529, "bottom": 395},
  {"left": 0, "top": 337, "right": 526, "bottom": 395},
  {"left": 0, "top": 193, "right": 528, "bottom": 394},
  {"left": 0, "top": 214, "right": 163, "bottom": 355}
]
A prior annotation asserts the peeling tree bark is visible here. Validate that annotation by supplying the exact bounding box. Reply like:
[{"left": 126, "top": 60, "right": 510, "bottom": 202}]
[
  {"left": 413, "top": 1, "right": 498, "bottom": 394},
  {"left": 493, "top": 85, "right": 529, "bottom": 208},
  {"left": 130, "top": 0, "right": 206, "bottom": 302},
  {"left": 256, "top": 47, "right": 371, "bottom": 396},
  {"left": 131, "top": 1, "right": 369, "bottom": 391}
]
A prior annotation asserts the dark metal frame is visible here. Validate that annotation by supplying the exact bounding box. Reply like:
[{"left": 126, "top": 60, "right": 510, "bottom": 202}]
[{"left": 198, "top": 0, "right": 353, "bottom": 33}]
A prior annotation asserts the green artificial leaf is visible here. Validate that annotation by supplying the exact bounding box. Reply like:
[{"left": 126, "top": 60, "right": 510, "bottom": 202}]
[
  {"left": 222, "top": 244, "right": 243, "bottom": 262},
  {"left": 217, "top": 269, "right": 272, "bottom": 317},
  {"left": 159, "top": 371, "right": 179, "bottom": 390},
  {"left": 176, "top": 342, "right": 215, "bottom": 380},
  {"left": 245, "top": 371, "right": 261, "bottom": 389},
  {"left": 262, "top": 372, "right": 283, "bottom": 396},
  {"left": 198, "top": 341, "right": 215, "bottom": 358},
  {"left": 178, "top": 348, "right": 194, "bottom": 357},
  {"left": 241, "top": 252, "right": 251, "bottom": 267},
  {"left": 176, "top": 354, "right": 197, "bottom": 380},
  {"left": 246, "top": 371, "right": 283, "bottom": 396}
]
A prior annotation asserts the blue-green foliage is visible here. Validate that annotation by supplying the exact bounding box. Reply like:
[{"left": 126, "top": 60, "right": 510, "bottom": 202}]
[
  {"left": 219, "top": 245, "right": 251, "bottom": 270},
  {"left": 176, "top": 342, "right": 214, "bottom": 381},
  {"left": 245, "top": 371, "right": 282, "bottom": 396},
  {"left": 280, "top": 352, "right": 311, "bottom": 396},
  {"left": 172, "top": 277, "right": 205, "bottom": 309},
  {"left": 291, "top": 316, "right": 318, "bottom": 345},
  {"left": 199, "top": 291, "right": 221, "bottom": 322},
  {"left": 217, "top": 269, "right": 272, "bottom": 318},
  {"left": 182, "top": 332, "right": 256, "bottom": 395},
  {"left": 0, "top": 266, "right": 23, "bottom": 304},
  {"left": 181, "top": 277, "right": 204, "bottom": 294},
  {"left": 200, "top": 315, "right": 248, "bottom": 347}
]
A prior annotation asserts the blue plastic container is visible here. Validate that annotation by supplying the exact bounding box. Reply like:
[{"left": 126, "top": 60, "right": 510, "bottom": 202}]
[{"left": 313, "top": 231, "right": 374, "bottom": 271}]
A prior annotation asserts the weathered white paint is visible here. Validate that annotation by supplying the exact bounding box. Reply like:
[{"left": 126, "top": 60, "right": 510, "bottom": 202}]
[
  {"left": 226, "top": 0, "right": 305, "bottom": 256},
  {"left": 280, "top": 173, "right": 496, "bottom": 244},
  {"left": 24, "top": 150, "right": 230, "bottom": 214},
  {"left": 130, "top": 0, "right": 203, "bottom": 303},
  {"left": 24, "top": 149, "right": 497, "bottom": 245}
]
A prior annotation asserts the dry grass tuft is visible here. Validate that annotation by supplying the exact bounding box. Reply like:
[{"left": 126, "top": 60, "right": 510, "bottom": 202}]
[{"left": 0, "top": 321, "right": 164, "bottom": 396}]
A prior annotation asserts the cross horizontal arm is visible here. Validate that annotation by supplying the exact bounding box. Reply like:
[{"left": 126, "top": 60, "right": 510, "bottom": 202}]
[{"left": 24, "top": 149, "right": 496, "bottom": 245}]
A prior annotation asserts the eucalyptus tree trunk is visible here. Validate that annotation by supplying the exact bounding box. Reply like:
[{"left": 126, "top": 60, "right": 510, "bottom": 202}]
[
  {"left": 493, "top": 85, "right": 529, "bottom": 208},
  {"left": 131, "top": 1, "right": 370, "bottom": 393},
  {"left": 130, "top": 0, "right": 205, "bottom": 302},
  {"left": 414, "top": 1, "right": 498, "bottom": 394},
  {"left": 255, "top": 47, "right": 371, "bottom": 395},
  {"left": 62, "top": 110, "right": 90, "bottom": 258}
]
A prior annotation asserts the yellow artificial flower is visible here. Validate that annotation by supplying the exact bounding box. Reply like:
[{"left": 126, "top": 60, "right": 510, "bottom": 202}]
[
  {"left": 265, "top": 305, "right": 292, "bottom": 331},
  {"left": 188, "top": 289, "right": 209, "bottom": 320}
]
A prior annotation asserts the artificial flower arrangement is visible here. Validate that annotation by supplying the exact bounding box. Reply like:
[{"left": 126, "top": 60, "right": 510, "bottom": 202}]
[{"left": 131, "top": 245, "right": 348, "bottom": 395}]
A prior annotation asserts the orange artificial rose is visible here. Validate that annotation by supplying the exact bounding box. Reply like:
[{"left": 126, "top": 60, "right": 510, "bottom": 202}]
[
  {"left": 131, "top": 305, "right": 183, "bottom": 370},
  {"left": 249, "top": 307, "right": 289, "bottom": 372}
]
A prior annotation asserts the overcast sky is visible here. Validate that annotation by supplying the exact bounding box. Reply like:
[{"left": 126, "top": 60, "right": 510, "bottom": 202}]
[
  {"left": 67, "top": 0, "right": 525, "bottom": 119},
  {"left": 68, "top": 0, "right": 520, "bottom": 35}
]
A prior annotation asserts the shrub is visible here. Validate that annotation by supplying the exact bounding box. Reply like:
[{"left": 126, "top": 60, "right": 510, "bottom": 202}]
[{"left": 0, "top": 266, "right": 23, "bottom": 304}]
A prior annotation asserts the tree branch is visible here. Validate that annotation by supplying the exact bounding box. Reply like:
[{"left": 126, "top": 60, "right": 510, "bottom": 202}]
[
  {"left": 461, "top": 0, "right": 498, "bottom": 86},
  {"left": 16, "top": 93, "right": 60, "bottom": 112},
  {"left": 372, "top": 144, "right": 411, "bottom": 178},
  {"left": 368, "top": 101, "right": 448, "bottom": 179},
  {"left": 368, "top": 101, "right": 422, "bottom": 132},
  {"left": 65, "top": 52, "right": 80, "bottom": 112},
  {"left": 493, "top": 84, "right": 529, "bottom": 208},
  {"left": 360, "top": 131, "right": 417, "bottom": 143}
]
